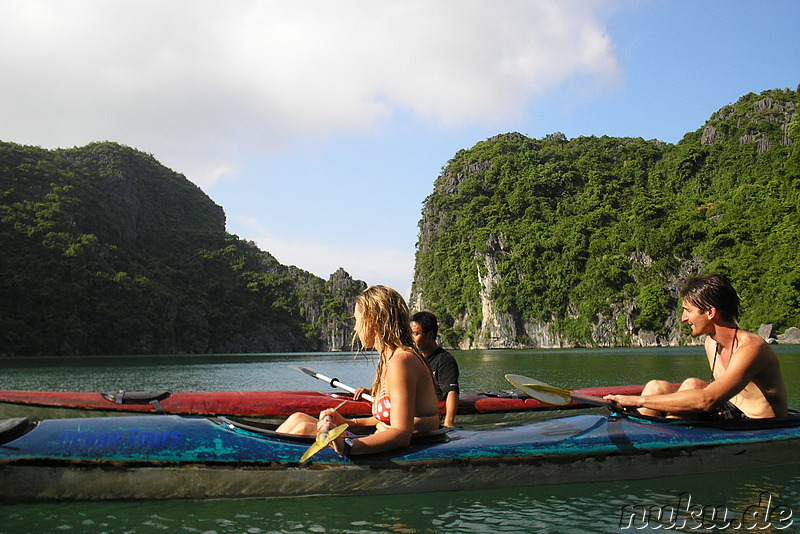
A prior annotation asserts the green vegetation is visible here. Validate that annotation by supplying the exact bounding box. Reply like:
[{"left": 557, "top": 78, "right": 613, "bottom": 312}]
[
  {"left": 0, "top": 142, "right": 364, "bottom": 356},
  {"left": 413, "top": 88, "right": 800, "bottom": 347},
  {"left": 3, "top": 87, "right": 797, "bottom": 354}
]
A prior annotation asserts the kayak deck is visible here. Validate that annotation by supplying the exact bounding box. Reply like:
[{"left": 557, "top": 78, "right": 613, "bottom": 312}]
[{"left": 0, "top": 385, "right": 649, "bottom": 419}]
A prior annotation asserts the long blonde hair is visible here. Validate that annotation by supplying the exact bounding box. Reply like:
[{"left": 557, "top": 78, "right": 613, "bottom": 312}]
[{"left": 353, "top": 285, "right": 422, "bottom": 395}]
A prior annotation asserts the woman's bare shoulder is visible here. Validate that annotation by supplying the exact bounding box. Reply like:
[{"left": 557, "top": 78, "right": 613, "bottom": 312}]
[
  {"left": 387, "top": 349, "right": 424, "bottom": 369},
  {"left": 389, "top": 349, "right": 417, "bottom": 361}
]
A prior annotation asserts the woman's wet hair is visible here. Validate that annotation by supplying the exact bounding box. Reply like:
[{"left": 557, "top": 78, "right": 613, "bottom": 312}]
[{"left": 353, "top": 285, "right": 421, "bottom": 395}]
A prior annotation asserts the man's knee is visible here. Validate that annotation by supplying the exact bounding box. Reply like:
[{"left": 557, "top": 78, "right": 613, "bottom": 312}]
[{"left": 679, "top": 377, "right": 707, "bottom": 390}]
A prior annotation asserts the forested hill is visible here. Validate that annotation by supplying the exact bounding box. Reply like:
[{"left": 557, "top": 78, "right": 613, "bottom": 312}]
[
  {"left": 0, "top": 142, "right": 365, "bottom": 356},
  {"left": 412, "top": 87, "right": 800, "bottom": 349}
]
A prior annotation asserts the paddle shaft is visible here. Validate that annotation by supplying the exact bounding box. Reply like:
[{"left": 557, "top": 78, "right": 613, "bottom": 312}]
[
  {"left": 292, "top": 366, "right": 375, "bottom": 402},
  {"left": 532, "top": 382, "right": 615, "bottom": 407},
  {"left": 320, "top": 401, "right": 348, "bottom": 435},
  {"left": 566, "top": 390, "right": 615, "bottom": 407}
]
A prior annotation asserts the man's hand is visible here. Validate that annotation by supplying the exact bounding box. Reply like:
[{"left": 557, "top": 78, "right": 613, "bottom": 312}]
[{"left": 603, "top": 394, "right": 642, "bottom": 408}]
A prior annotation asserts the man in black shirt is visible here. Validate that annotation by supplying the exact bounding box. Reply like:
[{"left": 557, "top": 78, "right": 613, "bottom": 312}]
[{"left": 410, "top": 311, "right": 460, "bottom": 428}]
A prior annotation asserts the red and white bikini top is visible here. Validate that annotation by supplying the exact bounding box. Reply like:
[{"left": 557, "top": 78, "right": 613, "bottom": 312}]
[{"left": 372, "top": 387, "right": 391, "bottom": 424}]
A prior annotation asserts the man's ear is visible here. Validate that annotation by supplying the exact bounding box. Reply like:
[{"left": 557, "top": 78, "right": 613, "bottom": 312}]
[{"left": 706, "top": 306, "right": 718, "bottom": 319}]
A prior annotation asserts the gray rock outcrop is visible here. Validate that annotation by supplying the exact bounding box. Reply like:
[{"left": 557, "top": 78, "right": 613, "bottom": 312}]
[{"left": 777, "top": 327, "right": 800, "bottom": 345}]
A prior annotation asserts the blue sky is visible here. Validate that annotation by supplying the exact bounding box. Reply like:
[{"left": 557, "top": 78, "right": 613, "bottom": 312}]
[{"left": 2, "top": 1, "right": 798, "bottom": 299}]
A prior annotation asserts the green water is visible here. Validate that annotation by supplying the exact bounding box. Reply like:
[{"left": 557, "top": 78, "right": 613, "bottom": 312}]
[{"left": 1, "top": 347, "right": 799, "bottom": 533}]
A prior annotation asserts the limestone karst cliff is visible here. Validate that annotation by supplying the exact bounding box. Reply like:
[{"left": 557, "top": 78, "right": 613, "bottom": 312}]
[
  {"left": 411, "top": 87, "right": 800, "bottom": 349},
  {"left": 0, "top": 141, "right": 364, "bottom": 355}
]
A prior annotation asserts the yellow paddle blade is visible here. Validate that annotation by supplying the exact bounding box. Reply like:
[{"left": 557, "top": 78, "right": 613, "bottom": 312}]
[
  {"left": 505, "top": 374, "right": 572, "bottom": 406},
  {"left": 300, "top": 423, "right": 349, "bottom": 463},
  {"left": 524, "top": 384, "right": 573, "bottom": 406},
  {"left": 299, "top": 442, "right": 325, "bottom": 463}
]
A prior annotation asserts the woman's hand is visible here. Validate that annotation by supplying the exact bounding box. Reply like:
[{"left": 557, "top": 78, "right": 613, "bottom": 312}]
[
  {"left": 329, "top": 434, "right": 347, "bottom": 455},
  {"left": 317, "top": 408, "right": 347, "bottom": 432},
  {"left": 317, "top": 410, "right": 354, "bottom": 456}
]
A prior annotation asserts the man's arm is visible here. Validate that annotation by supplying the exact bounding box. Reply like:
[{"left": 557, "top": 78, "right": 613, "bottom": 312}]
[
  {"left": 435, "top": 351, "right": 460, "bottom": 427},
  {"left": 443, "top": 390, "right": 458, "bottom": 428},
  {"left": 607, "top": 337, "right": 765, "bottom": 413}
]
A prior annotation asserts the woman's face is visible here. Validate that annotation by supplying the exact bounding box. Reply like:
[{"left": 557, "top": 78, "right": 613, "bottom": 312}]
[{"left": 354, "top": 304, "right": 374, "bottom": 349}]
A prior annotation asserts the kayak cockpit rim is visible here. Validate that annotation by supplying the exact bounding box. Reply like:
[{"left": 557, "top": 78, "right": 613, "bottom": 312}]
[
  {"left": 217, "top": 416, "right": 451, "bottom": 444},
  {"left": 0, "top": 417, "right": 36, "bottom": 445},
  {"left": 613, "top": 408, "right": 800, "bottom": 430}
]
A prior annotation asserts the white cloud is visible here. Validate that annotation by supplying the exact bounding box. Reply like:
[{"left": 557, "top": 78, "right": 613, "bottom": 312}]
[{"left": 0, "top": 0, "right": 620, "bottom": 187}]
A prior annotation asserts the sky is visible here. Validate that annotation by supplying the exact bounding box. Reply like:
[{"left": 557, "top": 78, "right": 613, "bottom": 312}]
[{"left": 2, "top": 0, "right": 799, "bottom": 299}]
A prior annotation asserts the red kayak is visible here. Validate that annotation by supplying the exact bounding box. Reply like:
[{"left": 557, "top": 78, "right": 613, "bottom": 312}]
[{"left": 0, "top": 385, "right": 646, "bottom": 419}]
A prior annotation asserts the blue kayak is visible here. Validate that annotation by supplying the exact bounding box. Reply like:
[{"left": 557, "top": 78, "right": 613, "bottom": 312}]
[{"left": 0, "top": 412, "right": 798, "bottom": 501}]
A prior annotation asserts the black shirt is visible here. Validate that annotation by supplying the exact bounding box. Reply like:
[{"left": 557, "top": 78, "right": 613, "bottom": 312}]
[{"left": 427, "top": 347, "right": 460, "bottom": 397}]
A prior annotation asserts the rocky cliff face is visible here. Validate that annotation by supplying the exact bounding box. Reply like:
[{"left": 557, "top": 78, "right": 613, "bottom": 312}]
[
  {"left": 470, "top": 233, "right": 566, "bottom": 349},
  {"left": 298, "top": 267, "right": 366, "bottom": 351},
  {"left": 702, "top": 92, "right": 797, "bottom": 152},
  {"left": 464, "top": 243, "right": 683, "bottom": 349}
]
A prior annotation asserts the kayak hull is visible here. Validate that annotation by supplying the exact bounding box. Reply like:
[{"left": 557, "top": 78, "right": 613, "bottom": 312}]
[
  {"left": 1, "top": 412, "right": 799, "bottom": 502},
  {"left": 0, "top": 385, "right": 648, "bottom": 419},
  {"left": 2, "top": 441, "right": 789, "bottom": 502}
]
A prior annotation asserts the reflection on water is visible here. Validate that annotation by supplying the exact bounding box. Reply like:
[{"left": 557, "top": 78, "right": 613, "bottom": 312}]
[
  {"left": 0, "top": 351, "right": 381, "bottom": 393},
  {"left": 4, "top": 466, "right": 798, "bottom": 534}
]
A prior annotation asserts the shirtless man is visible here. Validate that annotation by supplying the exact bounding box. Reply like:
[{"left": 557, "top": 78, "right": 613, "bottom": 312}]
[{"left": 605, "top": 274, "right": 787, "bottom": 419}]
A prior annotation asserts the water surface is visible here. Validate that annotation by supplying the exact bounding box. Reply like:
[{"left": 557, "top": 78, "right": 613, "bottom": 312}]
[{"left": 2, "top": 346, "right": 798, "bottom": 533}]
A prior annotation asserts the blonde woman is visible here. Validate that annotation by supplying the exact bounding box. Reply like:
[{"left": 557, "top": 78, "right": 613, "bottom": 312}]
[{"left": 277, "top": 285, "right": 440, "bottom": 456}]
